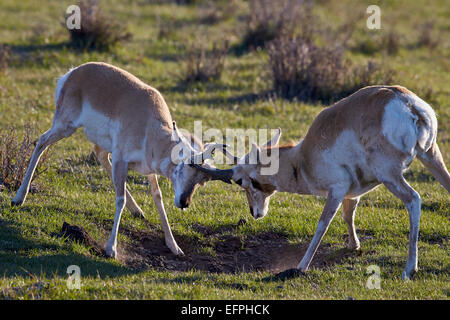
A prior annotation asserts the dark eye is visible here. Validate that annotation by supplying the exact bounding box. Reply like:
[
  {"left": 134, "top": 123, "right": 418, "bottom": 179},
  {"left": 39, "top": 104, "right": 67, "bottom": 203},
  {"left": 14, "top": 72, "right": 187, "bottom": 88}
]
[
  {"left": 250, "top": 178, "right": 262, "bottom": 190},
  {"left": 235, "top": 179, "right": 242, "bottom": 186}
]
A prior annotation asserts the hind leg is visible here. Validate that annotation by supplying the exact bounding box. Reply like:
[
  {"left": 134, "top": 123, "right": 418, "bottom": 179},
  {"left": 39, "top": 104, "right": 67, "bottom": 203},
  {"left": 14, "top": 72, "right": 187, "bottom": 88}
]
[
  {"left": 12, "top": 125, "right": 75, "bottom": 206},
  {"left": 342, "top": 197, "right": 361, "bottom": 250},
  {"left": 383, "top": 176, "right": 421, "bottom": 280},
  {"left": 369, "top": 147, "right": 424, "bottom": 280},
  {"left": 93, "top": 144, "right": 145, "bottom": 219}
]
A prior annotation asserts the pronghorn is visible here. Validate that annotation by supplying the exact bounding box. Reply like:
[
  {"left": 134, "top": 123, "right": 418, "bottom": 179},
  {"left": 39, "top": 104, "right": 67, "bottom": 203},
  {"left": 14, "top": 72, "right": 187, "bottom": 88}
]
[
  {"left": 193, "top": 85, "right": 450, "bottom": 280},
  {"left": 11, "top": 62, "right": 229, "bottom": 259}
]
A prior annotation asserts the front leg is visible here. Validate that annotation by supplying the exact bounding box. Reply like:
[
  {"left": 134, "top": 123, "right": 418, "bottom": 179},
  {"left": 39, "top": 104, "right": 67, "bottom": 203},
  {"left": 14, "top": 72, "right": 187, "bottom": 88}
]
[
  {"left": 297, "top": 192, "right": 344, "bottom": 271},
  {"left": 105, "top": 157, "right": 128, "bottom": 259},
  {"left": 148, "top": 174, "right": 184, "bottom": 256},
  {"left": 272, "top": 190, "right": 345, "bottom": 281},
  {"left": 93, "top": 144, "right": 145, "bottom": 219}
]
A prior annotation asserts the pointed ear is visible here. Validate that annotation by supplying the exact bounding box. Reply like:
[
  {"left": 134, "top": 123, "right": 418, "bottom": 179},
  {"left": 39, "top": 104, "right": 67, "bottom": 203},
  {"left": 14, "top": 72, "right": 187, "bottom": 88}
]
[
  {"left": 249, "top": 142, "right": 260, "bottom": 165},
  {"left": 262, "top": 127, "right": 282, "bottom": 147},
  {"left": 171, "top": 121, "right": 182, "bottom": 142}
]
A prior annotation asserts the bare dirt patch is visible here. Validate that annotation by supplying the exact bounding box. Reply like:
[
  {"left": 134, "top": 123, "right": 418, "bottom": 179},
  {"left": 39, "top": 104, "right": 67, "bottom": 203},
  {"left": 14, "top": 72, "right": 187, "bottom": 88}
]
[{"left": 60, "top": 220, "right": 366, "bottom": 274}]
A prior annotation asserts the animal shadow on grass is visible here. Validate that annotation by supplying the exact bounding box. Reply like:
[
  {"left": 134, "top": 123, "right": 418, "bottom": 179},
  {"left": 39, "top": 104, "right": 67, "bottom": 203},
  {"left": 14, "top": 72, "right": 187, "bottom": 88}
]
[{"left": 0, "top": 205, "right": 138, "bottom": 280}]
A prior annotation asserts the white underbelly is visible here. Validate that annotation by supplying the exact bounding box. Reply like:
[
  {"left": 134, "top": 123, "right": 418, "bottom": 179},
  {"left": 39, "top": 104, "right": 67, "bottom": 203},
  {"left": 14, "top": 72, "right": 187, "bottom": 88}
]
[
  {"left": 76, "top": 100, "right": 155, "bottom": 175},
  {"left": 77, "top": 101, "right": 115, "bottom": 152}
]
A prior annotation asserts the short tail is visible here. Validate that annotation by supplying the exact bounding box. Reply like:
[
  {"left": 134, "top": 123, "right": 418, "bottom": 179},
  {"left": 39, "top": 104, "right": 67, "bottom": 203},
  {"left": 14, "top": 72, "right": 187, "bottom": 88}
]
[
  {"left": 401, "top": 90, "right": 449, "bottom": 192},
  {"left": 417, "top": 142, "right": 450, "bottom": 193}
]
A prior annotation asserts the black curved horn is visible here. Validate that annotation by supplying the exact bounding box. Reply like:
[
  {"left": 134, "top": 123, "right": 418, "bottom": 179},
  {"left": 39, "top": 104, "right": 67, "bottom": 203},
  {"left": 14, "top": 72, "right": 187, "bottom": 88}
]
[
  {"left": 218, "top": 144, "right": 240, "bottom": 164},
  {"left": 190, "top": 163, "right": 234, "bottom": 184}
]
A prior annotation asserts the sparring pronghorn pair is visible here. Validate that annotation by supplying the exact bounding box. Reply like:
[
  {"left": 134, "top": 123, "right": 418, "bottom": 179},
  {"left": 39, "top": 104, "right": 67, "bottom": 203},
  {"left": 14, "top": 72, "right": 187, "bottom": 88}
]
[{"left": 12, "top": 62, "right": 449, "bottom": 280}]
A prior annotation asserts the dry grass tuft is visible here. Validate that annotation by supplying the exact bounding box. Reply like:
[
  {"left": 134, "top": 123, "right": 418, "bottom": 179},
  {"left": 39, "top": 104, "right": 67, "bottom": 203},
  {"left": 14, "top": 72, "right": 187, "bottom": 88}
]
[
  {"left": 241, "top": 0, "right": 314, "bottom": 51},
  {"left": 0, "top": 125, "right": 50, "bottom": 191},
  {"left": 184, "top": 40, "right": 229, "bottom": 82},
  {"left": 417, "top": 21, "right": 440, "bottom": 49},
  {"left": 0, "top": 45, "right": 11, "bottom": 74}
]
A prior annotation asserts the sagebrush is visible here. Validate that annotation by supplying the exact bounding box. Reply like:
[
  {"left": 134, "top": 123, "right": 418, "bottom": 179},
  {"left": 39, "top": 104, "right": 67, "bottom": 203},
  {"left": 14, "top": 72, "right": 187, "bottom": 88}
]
[
  {"left": 184, "top": 40, "right": 229, "bottom": 82},
  {"left": 66, "top": 0, "right": 131, "bottom": 51},
  {"left": 240, "top": 0, "right": 313, "bottom": 51},
  {"left": 268, "top": 36, "right": 396, "bottom": 102}
]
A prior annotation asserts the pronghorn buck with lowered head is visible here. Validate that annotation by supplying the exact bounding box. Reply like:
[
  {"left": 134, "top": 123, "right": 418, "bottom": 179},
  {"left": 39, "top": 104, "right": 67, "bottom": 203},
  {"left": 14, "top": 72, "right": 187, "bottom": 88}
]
[
  {"left": 11, "top": 62, "right": 229, "bottom": 259},
  {"left": 193, "top": 85, "right": 450, "bottom": 280}
]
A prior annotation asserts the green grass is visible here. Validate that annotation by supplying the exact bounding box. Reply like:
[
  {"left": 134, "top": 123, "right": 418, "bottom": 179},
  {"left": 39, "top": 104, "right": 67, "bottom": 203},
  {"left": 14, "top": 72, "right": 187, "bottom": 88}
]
[{"left": 0, "top": 0, "right": 449, "bottom": 299}]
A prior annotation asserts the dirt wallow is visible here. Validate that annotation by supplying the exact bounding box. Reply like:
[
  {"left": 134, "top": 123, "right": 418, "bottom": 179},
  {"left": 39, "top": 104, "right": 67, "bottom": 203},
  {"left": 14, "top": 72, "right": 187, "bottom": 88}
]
[{"left": 60, "top": 220, "right": 370, "bottom": 274}]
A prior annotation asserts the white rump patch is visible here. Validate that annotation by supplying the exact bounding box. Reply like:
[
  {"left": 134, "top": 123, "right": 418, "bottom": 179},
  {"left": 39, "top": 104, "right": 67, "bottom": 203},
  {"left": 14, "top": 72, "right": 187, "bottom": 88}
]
[
  {"left": 55, "top": 67, "right": 76, "bottom": 106},
  {"left": 382, "top": 97, "right": 419, "bottom": 154},
  {"left": 403, "top": 93, "right": 437, "bottom": 152}
]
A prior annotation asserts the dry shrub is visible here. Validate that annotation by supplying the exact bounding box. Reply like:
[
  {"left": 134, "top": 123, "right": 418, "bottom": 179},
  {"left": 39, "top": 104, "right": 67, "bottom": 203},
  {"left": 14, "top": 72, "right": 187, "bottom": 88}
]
[
  {"left": 199, "top": 0, "right": 239, "bottom": 25},
  {"left": 352, "top": 30, "right": 401, "bottom": 56},
  {"left": 184, "top": 40, "right": 229, "bottom": 82},
  {"left": 156, "top": 14, "right": 177, "bottom": 40},
  {"left": 0, "top": 125, "right": 50, "bottom": 191},
  {"left": 66, "top": 0, "right": 131, "bottom": 51},
  {"left": 417, "top": 21, "right": 439, "bottom": 49},
  {"left": 241, "top": 0, "right": 313, "bottom": 50},
  {"left": 383, "top": 30, "right": 401, "bottom": 55},
  {"left": 144, "top": 0, "right": 201, "bottom": 4},
  {"left": 0, "top": 45, "right": 11, "bottom": 74},
  {"left": 174, "top": 0, "right": 201, "bottom": 4},
  {"left": 268, "top": 36, "right": 396, "bottom": 102}
]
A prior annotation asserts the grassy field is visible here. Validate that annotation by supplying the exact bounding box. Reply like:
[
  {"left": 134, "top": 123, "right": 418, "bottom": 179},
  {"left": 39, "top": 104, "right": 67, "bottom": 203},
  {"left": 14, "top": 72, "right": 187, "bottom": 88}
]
[{"left": 0, "top": 0, "right": 448, "bottom": 299}]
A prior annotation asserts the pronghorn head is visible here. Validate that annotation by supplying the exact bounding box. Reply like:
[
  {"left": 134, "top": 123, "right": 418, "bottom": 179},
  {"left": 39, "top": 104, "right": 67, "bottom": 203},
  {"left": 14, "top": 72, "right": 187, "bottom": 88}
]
[
  {"left": 191, "top": 128, "right": 282, "bottom": 219},
  {"left": 170, "top": 122, "right": 232, "bottom": 209}
]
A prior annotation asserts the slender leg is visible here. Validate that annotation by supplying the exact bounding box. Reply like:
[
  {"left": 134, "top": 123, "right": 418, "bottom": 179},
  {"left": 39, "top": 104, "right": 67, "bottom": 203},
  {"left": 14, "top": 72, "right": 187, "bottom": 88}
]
[
  {"left": 93, "top": 144, "right": 145, "bottom": 219},
  {"left": 383, "top": 177, "right": 421, "bottom": 280},
  {"left": 341, "top": 197, "right": 361, "bottom": 250},
  {"left": 12, "top": 126, "right": 75, "bottom": 206},
  {"left": 148, "top": 174, "right": 184, "bottom": 256},
  {"left": 105, "top": 156, "right": 128, "bottom": 259},
  {"left": 297, "top": 191, "right": 344, "bottom": 271}
]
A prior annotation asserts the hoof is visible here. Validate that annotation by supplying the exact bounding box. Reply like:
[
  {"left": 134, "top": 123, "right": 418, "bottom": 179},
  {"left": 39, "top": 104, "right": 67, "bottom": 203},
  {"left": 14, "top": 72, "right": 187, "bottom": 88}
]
[
  {"left": 105, "top": 247, "right": 117, "bottom": 259},
  {"left": 166, "top": 239, "right": 184, "bottom": 256},
  {"left": 170, "top": 245, "right": 184, "bottom": 256},
  {"left": 11, "top": 199, "right": 24, "bottom": 207},
  {"left": 130, "top": 210, "right": 146, "bottom": 220},
  {"left": 401, "top": 269, "right": 417, "bottom": 281},
  {"left": 347, "top": 244, "right": 361, "bottom": 251},
  {"left": 263, "top": 268, "right": 306, "bottom": 282},
  {"left": 11, "top": 200, "right": 23, "bottom": 207}
]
